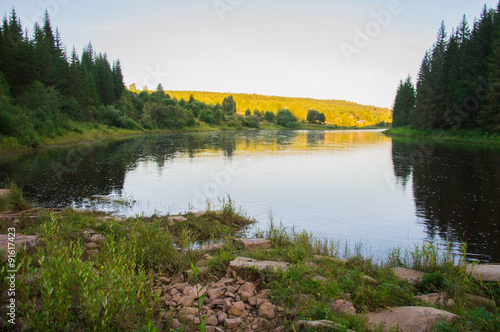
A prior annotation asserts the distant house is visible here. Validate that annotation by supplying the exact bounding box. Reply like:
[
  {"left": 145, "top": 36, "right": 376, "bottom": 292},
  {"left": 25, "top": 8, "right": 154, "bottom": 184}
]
[{"left": 356, "top": 120, "right": 366, "bottom": 126}]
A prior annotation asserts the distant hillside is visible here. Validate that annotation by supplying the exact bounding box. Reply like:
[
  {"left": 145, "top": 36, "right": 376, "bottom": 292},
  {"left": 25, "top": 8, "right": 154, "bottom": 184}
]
[{"left": 133, "top": 89, "right": 392, "bottom": 127}]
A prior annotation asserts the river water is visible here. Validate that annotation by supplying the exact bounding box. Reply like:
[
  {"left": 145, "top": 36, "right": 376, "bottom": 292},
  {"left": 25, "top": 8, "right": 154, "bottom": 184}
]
[{"left": 1, "top": 130, "right": 499, "bottom": 262}]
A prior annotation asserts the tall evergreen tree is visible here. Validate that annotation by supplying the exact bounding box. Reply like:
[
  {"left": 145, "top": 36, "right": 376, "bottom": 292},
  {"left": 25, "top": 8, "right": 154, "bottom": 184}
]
[
  {"left": 392, "top": 75, "right": 416, "bottom": 127},
  {"left": 112, "top": 59, "right": 124, "bottom": 101}
]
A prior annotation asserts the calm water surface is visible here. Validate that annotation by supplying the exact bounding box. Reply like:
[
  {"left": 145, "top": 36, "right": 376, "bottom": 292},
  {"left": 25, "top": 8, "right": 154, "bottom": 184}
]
[{"left": 1, "top": 130, "right": 499, "bottom": 262}]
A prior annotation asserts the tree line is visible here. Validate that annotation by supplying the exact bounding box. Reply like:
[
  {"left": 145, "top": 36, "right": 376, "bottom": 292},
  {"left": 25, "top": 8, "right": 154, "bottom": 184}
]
[{"left": 392, "top": 2, "right": 500, "bottom": 131}]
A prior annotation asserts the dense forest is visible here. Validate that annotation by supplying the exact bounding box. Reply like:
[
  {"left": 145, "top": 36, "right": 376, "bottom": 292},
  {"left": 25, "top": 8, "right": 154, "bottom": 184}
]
[
  {"left": 392, "top": 2, "right": 500, "bottom": 132},
  {"left": 0, "top": 9, "right": 391, "bottom": 149}
]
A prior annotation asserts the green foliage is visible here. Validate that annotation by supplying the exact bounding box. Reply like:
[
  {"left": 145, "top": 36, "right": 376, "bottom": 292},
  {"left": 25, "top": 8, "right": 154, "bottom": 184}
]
[
  {"left": 242, "top": 115, "right": 261, "bottom": 129},
  {"left": 264, "top": 111, "right": 276, "bottom": 123},
  {"left": 306, "top": 109, "right": 326, "bottom": 123},
  {"left": 392, "top": 75, "right": 416, "bottom": 127},
  {"left": 0, "top": 182, "right": 33, "bottom": 212},
  {"left": 276, "top": 109, "right": 299, "bottom": 129},
  {"left": 222, "top": 95, "right": 236, "bottom": 115}
]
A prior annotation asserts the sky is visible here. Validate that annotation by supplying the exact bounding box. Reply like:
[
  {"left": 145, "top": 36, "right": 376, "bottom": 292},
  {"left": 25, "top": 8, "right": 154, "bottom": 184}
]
[{"left": 1, "top": 0, "right": 499, "bottom": 108}]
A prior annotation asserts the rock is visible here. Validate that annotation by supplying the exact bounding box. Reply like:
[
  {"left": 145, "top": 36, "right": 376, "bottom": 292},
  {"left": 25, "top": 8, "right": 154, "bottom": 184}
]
[
  {"left": 167, "top": 215, "right": 187, "bottom": 223},
  {"left": 222, "top": 298, "right": 233, "bottom": 312},
  {"left": 197, "top": 254, "right": 213, "bottom": 267},
  {"left": 363, "top": 276, "right": 378, "bottom": 284},
  {"left": 273, "top": 327, "right": 286, "bottom": 332},
  {"left": 238, "top": 282, "right": 256, "bottom": 295},
  {"left": 173, "top": 282, "right": 190, "bottom": 291},
  {"left": 184, "top": 284, "right": 206, "bottom": 298},
  {"left": 89, "top": 234, "right": 105, "bottom": 243},
  {"left": 208, "top": 287, "right": 227, "bottom": 300},
  {"left": 228, "top": 301, "right": 245, "bottom": 316},
  {"left": 224, "top": 317, "right": 242, "bottom": 329},
  {"left": 391, "top": 267, "right": 425, "bottom": 285},
  {"left": 95, "top": 216, "right": 124, "bottom": 222},
  {"left": 172, "top": 319, "right": 182, "bottom": 329},
  {"left": 240, "top": 291, "right": 252, "bottom": 301},
  {"left": 191, "top": 211, "right": 206, "bottom": 218},
  {"left": 205, "top": 315, "right": 219, "bottom": 326},
  {"left": 205, "top": 327, "right": 223, "bottom": 332},
  {"left": 366, "top": 306, "right": 459, "bottom": 332},
  {"left": 0, "top": 189, "right": 11, "bottom": 197},
  {"left": 82, "top": 228, "right": 97, "bottom": 237},
  {"left": 313, "top": 255, "right": 347, "bottom": 264},
  {"left": 218, "top": 277, "right": 234, "bottom": 285},
  {"left": 259, "top": 302, "right": 275, "bottom": 319},
  {"left": 329, "top": 299, "right": 356, "bottom": 316},
  {"left": 199, "top": 242, "right": 224, "bottom": 251},
  {"left": 85, "top": 249, "right": 100, "bottom": 257},
  {"left": 297, "top": 320, "right": 336, "bottom": 330},
  {"left": 465, "top": 294, "right": 496, "bottom": 308},
  {"left": 467, "top": 264, "right": 500, "bottom": 282},
  {"left": 0, "top": 234, "right": 38, "bottom": 258},
  {"left": 84, "top": 242, "right": 100, "bottom": 250},
  {"left": 416, "top": 293, "right": 455, "bottom": 307},
  {"left": 228, "top": 257, "right": 290, "bottom": 274},
  {"left": 312, "top": 275, "right": 328, "bottom": 282},
  {"left": 236, "top": 238, "right": 272, "bottom": 250},
  {"left": 178, "top": 295, "right": 195, "bottom": 307},
  {"left": 217, "top": 311, "right": 228, "bottom": 323},
  {"left": 179, "top": 307, "right": 198, "bottom": 316}
]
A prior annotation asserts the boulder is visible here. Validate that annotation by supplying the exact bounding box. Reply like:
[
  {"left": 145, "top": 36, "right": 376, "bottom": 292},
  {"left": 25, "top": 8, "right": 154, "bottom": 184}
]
[
  {"left": 366, "top": 306, "right": 459, "bottom": 332},
  {"left": 329, "top": 299, "right": 356, "bottom": 316},
  {"left": 466, "top": 264, "right": 500, "bottom": 282},
  {"left": 236, "top": 238, "right": 272, "bottom": 250},
  {"left": 391, "top": 267, "right": 425, "bottom": 285},
  {"left": 238, "top": 282, "right": 257, "bottom": 295},
  {"left": 297, "top": 320, "right": 337, "bottom": 330},
  {"left": 228, "top": 257, "right": 290, "bottom": 273},
  {"left": 84, "top": 242, "right": 100, "bottom": 250},
  {"left": 465, "top": 294, "right": 496, "bottom": 308}
]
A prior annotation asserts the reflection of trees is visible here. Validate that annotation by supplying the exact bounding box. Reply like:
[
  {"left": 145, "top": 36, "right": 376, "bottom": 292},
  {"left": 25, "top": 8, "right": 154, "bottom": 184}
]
[
  {"left": 392, "top": 138, "right": 500, "bottom": 261},
  {"left": 307, "top": 131, "right": 325, "bottom": 146},
  {"left": 276, "top": 131, "right": 298, "bottom": 148}
]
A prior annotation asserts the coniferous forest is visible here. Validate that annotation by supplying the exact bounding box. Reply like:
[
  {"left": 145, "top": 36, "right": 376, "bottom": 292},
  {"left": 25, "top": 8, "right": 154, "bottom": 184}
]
[
  {"left": 392, "top": 3, "right": 500, "bottom": 132},
  {"left": 0, "top": 9, "right": 392, "bottom": 150}
]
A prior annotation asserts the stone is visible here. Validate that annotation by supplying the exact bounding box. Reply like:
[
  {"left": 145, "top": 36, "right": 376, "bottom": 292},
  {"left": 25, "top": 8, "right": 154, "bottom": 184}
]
[
  {"left": 84, "top": 242, "right": 100, "bottom": 250},
  {"left": 467, "top": 264, "right": 500, "bottom": 282},
  {"left": 222, "top": 298, "right": 233, "bottom": 312},
  {"left": 0, "top": 234, "right": 38, "bottom": 259},
  {"left": 366, "top": 306, "right": 459, "bottom": 332},
  {"left": 199, "top": 242, "right": 224, "bottom": 251},
  {"left": 228, "top": 257, "right": 290, "bottom": 273},
  {"left": 0, "top": 189, "right": 11, "bottom": 197},
  {"left": 208, "top": 287, "right": 227, "bottom": 300},
  {"left": 159, "top": 276, "right": 171, "bottom": 284},
  {"left": 172, "top": 319, "right": 182, "bottom": 329},
  {"left": 312, "top": 275, "right": 328, "bottom": 282},
  {"left": 205, "top": 327, "right": 223, "bottom": 332},
  {"left": 416, "top": 293, "right": 455, "bottom": 307},
  {"left": 172, "top": 293, "right": 182, "bottom": 302},
  {"left": 238, "top": 282, "right": 256, "bottom": 295},
  {"left": 228, "top": 301, "right": 245, "bottom": 316},
  {"left": 314, "top": 255, "right": 347, "bottom": 264},
  {"left": 465, "top": 294, "right": 496, "bottom": 308},
  {"left": 95, "top": 216, "right": 124, "bottom": 222},
  {"left": 391, "top": 267, "right": 425, "bottom": 285},
  {"left": 89, "top": 234, "right": 105, "bottom": 243},
  {"left": 363, "top": 276, "right": 378, "bottom": 284},
  {"left": 173, "top": 282, "right": 190, "bottom": 291},
  {"left": 218, "top": 277, "right": 234, "bottom": 285},
  {"left": 191, "top": 211, "right": 206, "bottom": 218},
  {"left": 178, "top": 295, "right": 195, "bottom": 307},
  {"left": 241, "top": 291, "right": 252, "bottom": 301},
  {"left": 236, "top": 238, "right": 272, "bottom": 250},
  {"left": 167, "top": 215, "right": 187, "bottom": 223},
  {"left": 184, "top": 284, "right": 206, "bottom": 298},
  {"left": 224, "top": 318, "right": 242, "bottom": 329},
  {"left": 85, "top": 249, "right": 100, "bottom": 257},
  {"left": 329, "top": 299, "right": 356, "bottom": 316},
  {"left": 82, "top": 228, "right": 97, "bottom": 237},
  {"left": 205, "top": 315, "right": 219, "bottom": 326},
  {"left": 297, "top": 320, "right": 336, "bottom": 330},
  {"left": 259, "top": 302, "right": 275, "bottom": 319},
  {"left": 197, "top": 254, "right": 213, "bottom": 267},
  {"left": 217, "top": 311, "right": 228, "bottom": 323},
  {"left": 273, "top": 327, "right": 286, "bottom": 332},
  {"left": 179, "top": 307, "right": 198, "bottom": 316}
]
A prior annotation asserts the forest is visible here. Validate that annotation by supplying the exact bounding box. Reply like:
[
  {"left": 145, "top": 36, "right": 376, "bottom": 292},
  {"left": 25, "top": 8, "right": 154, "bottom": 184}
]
[
  {"left": 392, "top": 2, "right": 500, "bottom": 132},
  {"left": 0, "top": 9, "right": 391, "bottom": 150}
]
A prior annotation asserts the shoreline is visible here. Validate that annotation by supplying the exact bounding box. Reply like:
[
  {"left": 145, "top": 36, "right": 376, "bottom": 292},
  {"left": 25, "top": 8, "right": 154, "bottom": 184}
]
[{"left": 384, "top": 127, "right": 500, "bottom": 145}]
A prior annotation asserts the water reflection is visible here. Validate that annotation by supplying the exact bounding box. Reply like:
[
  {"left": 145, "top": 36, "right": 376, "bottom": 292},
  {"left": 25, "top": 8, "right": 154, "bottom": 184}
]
[{"left": 391, "top": 138, "right": 500, "bottom": 261}]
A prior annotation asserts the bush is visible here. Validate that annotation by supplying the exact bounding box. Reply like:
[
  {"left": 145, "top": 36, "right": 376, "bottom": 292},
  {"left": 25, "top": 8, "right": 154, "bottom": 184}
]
[
  {"left": 277, "top": 109, "right": 299, "bottom": 129},
  {"left": 264, "top": 111, "right": 276, "bottom": 123},
  {"left": 243, "top": 115, "right": 261, "bottom": 129}
]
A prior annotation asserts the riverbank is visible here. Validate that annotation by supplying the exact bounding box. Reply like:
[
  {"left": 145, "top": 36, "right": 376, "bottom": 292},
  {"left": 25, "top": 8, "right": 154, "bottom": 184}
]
[
  {"left": 0, "top": 121, "right": 386, "bottom": 157},
  {"left": 384, "top": 127, "right": 500, "bottom": 145},
  {"left": 0, "top": 188, "right": 498, "bottom": 331}
]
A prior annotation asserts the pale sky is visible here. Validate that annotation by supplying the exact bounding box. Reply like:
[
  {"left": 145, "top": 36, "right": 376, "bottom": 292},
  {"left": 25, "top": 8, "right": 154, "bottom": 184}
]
[{"left": 1, "top": 0, "right": 498, "bottom": 108}]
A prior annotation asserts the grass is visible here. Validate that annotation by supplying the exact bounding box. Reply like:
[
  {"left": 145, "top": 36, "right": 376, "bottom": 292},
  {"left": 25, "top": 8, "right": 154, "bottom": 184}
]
[
  {"left": 1, "top": 191, "right": 498, "bottom": 331},
  {"left": 385, "top": 126, "right": 500, "bottom": 145}
]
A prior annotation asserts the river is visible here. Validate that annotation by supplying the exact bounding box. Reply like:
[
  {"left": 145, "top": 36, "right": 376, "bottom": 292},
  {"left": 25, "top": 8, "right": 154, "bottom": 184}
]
[{"left": 1, "top": 130, "right": 499, "bottom": 262}]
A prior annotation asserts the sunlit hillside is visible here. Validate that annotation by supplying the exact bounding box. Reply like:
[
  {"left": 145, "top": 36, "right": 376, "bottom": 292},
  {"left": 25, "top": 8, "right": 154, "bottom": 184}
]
[{"left": 131, "top": 88, "right": 392, "bottom": 127}]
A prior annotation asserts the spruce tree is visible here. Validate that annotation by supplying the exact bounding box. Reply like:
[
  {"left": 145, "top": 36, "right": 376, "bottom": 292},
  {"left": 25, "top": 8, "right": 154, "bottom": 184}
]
[{"left": 392, "top": 75, "right": 416, "bottom": 127}]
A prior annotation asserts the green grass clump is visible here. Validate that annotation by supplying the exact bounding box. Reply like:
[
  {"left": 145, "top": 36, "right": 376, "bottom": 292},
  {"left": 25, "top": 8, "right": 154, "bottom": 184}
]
[{"left": 0, "top": 182, "right": 33, "bottom": 212}]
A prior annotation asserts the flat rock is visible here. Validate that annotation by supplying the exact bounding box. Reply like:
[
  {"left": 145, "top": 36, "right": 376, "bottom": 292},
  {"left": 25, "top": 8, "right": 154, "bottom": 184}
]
[
  {"left": 391, "top": 267, "right": 425, "bottom": 285},
  {"left": 236, "top": 238, "right": 272, "bottom": 250},
  {"left": 89, "top": 234, "right": 106, "bottom": 243},
  {"left": 465, "top": 294, "right": 496, "bottom": 307},
  {"left": 366, "top": 306, "right": 459, "bottom": 332},
  {"left": 167, "top": 215, "right": 187, "bottom": 223},
  {"left": 84, "top": 242, "right": 100, "bottom": 250},
  {"left": 207, "top": 287, "right": 227, "bottom": 300},
  {"left": 95, "top": 216, "right": 124, "bottom": 222},
  {"left": 297, "top": 320, "right": 337, "bottom": 330},
  {"left": 191, "top": 211, "right": 206, "bottom": 218},
  {"left": 238, "top": 282, "right": 256, "bottom": 295},
  {"left": 224, "top": 317, "right": 242, "bottom": 329},
  {"left": 467, "top": 264, "right": 500, "bottom": 282},
  {"left": 228, "top": 257, "right": 290, "bottom": 273},
  {"left": 312, "top": 275, "right": 328, "bottom": 282}
]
